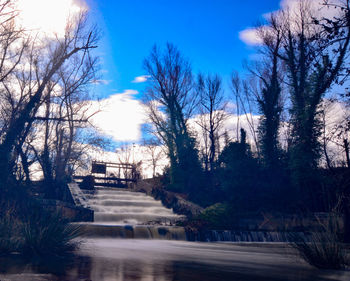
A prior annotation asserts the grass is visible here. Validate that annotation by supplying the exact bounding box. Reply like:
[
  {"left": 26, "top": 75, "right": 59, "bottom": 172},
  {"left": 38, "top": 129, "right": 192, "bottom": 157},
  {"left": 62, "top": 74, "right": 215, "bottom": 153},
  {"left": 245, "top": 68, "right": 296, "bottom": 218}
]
[
  {"left": 290, "top": 213, "right": 349, "bottom": 269},
  {"left": 1, "top": 199, "right": 82, "bottom": 258},
  {"left": 20, "top": 210, "right": 82, "bottom": 258}
]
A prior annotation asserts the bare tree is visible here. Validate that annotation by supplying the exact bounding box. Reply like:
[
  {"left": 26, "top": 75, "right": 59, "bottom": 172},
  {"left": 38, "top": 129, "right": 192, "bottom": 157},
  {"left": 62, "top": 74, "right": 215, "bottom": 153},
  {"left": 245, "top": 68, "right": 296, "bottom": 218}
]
[
  {"left": 0, "top": 1, "right": 27, "bottom": 84},
  {"left": 196, "top": 73, "right": 227, "bottom": 172},
  {"left": 0, "top": 0, "right": 28, "bottom": 140},
  {"left": 30, "top": 45, "right": 98, "bottom": 189},
  {"left": 231, "top": 73, "right": 260, "bottom": 157},
  {"left": 142, "top": 138, "right": 166, "bottom": 178},
  {"left": 0, "top": 12, "right": 98, "bottom": 189},
  {"left": 320, "top": 99, "right": 350, "bottom": 169},
  {"left": 143, "top": 43, "right": 201, "bottom": 193}
]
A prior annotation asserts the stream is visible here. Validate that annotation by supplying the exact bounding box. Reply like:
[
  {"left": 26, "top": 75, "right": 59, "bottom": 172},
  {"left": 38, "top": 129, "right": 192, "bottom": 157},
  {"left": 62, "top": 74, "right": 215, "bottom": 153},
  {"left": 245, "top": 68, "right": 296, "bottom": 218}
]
[
  {"left": 1, "top": 186, "right": 349, "bottom": 280},
  {"left": 1, "top": 240, "right": 349, "bottom": 281}
]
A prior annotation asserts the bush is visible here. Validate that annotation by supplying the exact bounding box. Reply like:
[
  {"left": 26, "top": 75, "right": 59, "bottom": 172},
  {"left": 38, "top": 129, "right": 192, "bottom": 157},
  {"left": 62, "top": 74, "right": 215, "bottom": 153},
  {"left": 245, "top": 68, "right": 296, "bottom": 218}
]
[
  {"left": 0, "top": 211, "right": 20, "bottom": 255},
  {"left": 290, "top": 213, "right": 349, "bottom": 269},
  {"left": 20, "top": 210, "right": 81, "bottom": 258},
  {"left": 1, "top": 184, "right": 83, "bottom": 258},
  {"left": 199, "top": 203, "right": 234, "bottom": 229}
]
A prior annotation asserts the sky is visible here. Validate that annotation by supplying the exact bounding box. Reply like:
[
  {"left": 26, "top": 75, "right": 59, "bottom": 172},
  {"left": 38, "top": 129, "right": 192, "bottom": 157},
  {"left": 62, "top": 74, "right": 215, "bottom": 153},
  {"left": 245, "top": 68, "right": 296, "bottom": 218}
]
[
  {"left": 16, "top": 0, "right": 285, "bottom": 145},
  {"left": 80, "top": 0, "right": 283, "bottom": 144},
  {"left": 15, "top": 0, "right": 349, "bottom": 176},
  {"left": 86, "top": 0, "right": 281, "bottom": 96}
]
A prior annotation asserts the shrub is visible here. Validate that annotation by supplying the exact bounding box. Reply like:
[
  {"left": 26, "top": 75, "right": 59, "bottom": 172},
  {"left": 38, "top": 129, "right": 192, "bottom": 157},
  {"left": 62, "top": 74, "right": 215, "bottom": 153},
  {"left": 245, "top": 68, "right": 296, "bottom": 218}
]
[
  {"left": 199, "top": 203, "right": 234, "bottom": 229},
  {"left": 0, "top": 211, "right": 20, "bottom": 255},
  {"left": 20, "top": 210, "right": 81, "bottom": 258},
  {"left": 290, "top": 213, "right": 349, "bottom": 269}
]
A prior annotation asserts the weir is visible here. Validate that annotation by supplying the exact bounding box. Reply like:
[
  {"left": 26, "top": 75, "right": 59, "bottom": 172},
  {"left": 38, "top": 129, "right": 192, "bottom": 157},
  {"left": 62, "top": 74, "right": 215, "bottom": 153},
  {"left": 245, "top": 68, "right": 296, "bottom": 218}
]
[
  {"left": 69, "top": 183, "right": 320, "bottom": 242},
  {"left": 72, "top": 184, "right": 186, "bottom": 240}
]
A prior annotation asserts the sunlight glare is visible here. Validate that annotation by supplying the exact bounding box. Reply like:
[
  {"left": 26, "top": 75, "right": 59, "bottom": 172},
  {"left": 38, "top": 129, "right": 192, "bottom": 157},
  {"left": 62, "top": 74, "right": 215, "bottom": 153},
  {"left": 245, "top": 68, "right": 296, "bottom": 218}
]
[{"left": 16, "top": 0, "right": 87, "bottom": 37}]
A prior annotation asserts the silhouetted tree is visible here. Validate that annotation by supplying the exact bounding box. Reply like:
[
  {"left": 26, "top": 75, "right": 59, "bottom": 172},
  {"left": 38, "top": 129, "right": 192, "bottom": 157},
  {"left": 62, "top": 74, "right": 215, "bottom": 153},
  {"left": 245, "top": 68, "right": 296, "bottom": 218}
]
[
  {"left": 142, "top": 138, "right": 166, "bottom": 178},
  {"left": 267, "top": 0, "right": 350, "bottom": 198},
  {"left": 196, "top": 74, "right": 227, "bottom": 172},
  {"left": 143, "top": 43, "right": 202, "bottom": 197},
  {"left": 251, "top": 16, "right": 283, "bottom": 170},
  {"left": 0, "top": 12, "right": 98, "bottom": 190},
  {"left": 218, "top": 128, "right": 260, "bottom": 209},
  {"left": 28, "top": 47, "right": 98, "bottom": 197},
  {"left": 231, "top": 73, "right": 260, "bottom": 156}
]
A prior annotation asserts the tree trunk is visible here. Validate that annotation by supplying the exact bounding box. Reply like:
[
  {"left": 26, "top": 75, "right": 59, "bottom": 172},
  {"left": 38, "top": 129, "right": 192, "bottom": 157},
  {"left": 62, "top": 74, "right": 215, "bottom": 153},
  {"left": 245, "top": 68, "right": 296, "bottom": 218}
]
[{"left": 344, "top": 138, "right": 350, "bottom": 168}]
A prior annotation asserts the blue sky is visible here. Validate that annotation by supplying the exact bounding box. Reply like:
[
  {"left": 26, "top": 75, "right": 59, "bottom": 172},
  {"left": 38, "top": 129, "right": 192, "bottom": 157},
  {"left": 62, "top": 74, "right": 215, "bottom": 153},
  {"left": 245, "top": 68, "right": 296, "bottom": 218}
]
[
  {"left": 86, "top": 0, "right": 281, "bottom": 99},
  {"left": 77, "top": 0, "right": 296, "bottom": 146}
]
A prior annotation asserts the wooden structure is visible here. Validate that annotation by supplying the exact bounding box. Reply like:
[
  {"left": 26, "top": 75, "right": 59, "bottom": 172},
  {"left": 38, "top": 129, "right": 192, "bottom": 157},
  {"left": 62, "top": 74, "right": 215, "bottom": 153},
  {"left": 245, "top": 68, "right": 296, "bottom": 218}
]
[{"left": 74, "top": 161, "right": 137, "bottom": 188}]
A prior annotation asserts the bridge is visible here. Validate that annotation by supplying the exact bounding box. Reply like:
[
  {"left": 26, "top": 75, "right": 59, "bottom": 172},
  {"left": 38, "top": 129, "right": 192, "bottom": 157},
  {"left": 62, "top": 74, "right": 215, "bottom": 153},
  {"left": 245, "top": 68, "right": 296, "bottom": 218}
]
[{"left": 74, "top": 161, "right": 138, "bottom": 188}]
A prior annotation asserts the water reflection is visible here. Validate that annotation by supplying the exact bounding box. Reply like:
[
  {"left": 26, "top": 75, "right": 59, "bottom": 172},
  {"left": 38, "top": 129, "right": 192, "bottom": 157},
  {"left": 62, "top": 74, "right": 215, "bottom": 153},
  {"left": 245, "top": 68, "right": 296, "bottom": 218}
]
[{"left": 1, "top": 240, "right": 349, "bottom": 281}]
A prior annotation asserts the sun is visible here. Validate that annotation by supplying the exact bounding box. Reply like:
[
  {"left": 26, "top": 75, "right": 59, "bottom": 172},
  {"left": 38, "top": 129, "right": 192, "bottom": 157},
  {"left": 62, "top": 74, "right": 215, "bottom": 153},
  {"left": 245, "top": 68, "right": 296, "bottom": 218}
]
[{"left": 15, "top": 0, "right": 87, "bottom": 37}]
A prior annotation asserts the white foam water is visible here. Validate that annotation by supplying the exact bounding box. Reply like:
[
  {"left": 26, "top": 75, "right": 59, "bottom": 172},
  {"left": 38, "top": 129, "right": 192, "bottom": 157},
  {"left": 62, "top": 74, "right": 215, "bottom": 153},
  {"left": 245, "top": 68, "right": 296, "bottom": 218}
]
[{"left": 82, "top": 187, "right": 184, "bottom": 226}]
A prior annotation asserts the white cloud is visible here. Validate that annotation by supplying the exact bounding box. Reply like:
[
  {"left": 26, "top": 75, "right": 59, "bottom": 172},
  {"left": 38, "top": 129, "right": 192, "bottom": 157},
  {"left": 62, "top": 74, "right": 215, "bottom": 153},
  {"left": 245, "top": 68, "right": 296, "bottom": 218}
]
[
  {"left": 132, "top": 75, "right": 150, "bottom": 83},
  {"left": 88, "top": 90, "right": 147, "bottom": 142},
  {"left": 239, "top": 28, "right": 263, "bottom": 46},
  {"left": 190, "top": 112, "right": 261, "bottom": 148},
  {"left": 91, "top": 79, "right": 112, "bottom": 85},
  {"left": 85, "top": 99, "right": 349, "bottom": 177},
  {"left": 239, "top": 0, "right": 343, "bottom": 46},
  {"left": 75, "top": 142, "right": 168, "bottom": 179}
]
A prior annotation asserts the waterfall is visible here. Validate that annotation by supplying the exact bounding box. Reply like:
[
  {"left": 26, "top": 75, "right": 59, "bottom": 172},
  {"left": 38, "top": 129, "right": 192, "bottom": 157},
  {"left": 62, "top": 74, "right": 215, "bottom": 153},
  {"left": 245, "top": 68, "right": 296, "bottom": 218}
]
[
  {"left": 81, "top": 224, "right": 186, "bottom": 240},
  {"left": 72, "top": 185, "right": 303, "bottom": 242},
  {"left": 78, "top": 187, "right": 186, "bottom": 240}
]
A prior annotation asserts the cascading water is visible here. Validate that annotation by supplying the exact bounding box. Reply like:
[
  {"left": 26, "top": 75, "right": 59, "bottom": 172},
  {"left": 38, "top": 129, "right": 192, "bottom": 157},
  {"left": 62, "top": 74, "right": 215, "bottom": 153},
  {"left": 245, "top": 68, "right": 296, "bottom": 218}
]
[
  {"left": 69, "top": 183, "right": 305, "bottom": 242},
  {"left": 84, "top": 188, "right": 182, "bottom": 225},
  {"left": 77, "top": 186, "right": 186, "bottom": 240}
]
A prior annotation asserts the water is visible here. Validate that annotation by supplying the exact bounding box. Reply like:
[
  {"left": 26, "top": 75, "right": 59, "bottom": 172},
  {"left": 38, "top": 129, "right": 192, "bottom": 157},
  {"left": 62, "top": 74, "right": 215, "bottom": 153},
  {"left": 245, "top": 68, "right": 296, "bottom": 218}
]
[
  {"left": 75, "top": 187, "right": 187, "bottom": 240},
  {"left": 83, "top": 187, "right": 184, "bottom": 226},
  {"left": 1, "top": 186, "right": 349, "bottom": 280},
  {"left": 1, "top": 240, "right": 349, "bottom": 281}
]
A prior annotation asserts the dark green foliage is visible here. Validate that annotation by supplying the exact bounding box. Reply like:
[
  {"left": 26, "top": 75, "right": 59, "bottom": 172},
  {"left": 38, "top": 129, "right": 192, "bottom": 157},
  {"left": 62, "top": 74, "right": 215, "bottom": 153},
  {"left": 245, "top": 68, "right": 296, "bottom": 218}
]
[
  {"left": 291, "top": 234, "right": 348, "bottom": 269},
  {"left": 215, "top": 128, "right": 295, "bottom": 213},
  {"left": 198, "top": 203, "right": 234, "bottom": 229},
  {"left": 165, "top": 136, "right": 201, "bottom": 193},
  {"left": 144, "top": 5, "right": 350, "bottom": 236},
  {"left": 288, "top": 100, "right": 323, "bottom": 192},
  {"left": 255, "top": 27, "right": 283, "bottom": 170},
  {"left": 218, "top": 130, "right": 259, "bottom": 208},
  {"left": 269, "top": 3, "right": 350, "bottom": 195},
  {"left": 257, "top": 73, "right": 282, "bottom": 170}
]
